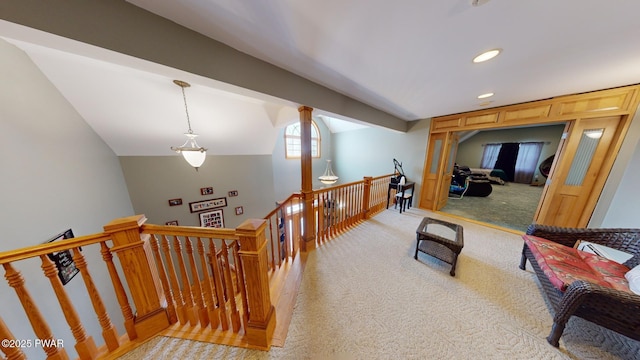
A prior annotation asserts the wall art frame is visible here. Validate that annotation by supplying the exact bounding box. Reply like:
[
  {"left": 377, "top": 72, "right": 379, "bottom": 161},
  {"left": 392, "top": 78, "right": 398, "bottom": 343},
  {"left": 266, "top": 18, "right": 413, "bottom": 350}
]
[
  {"left": 189, "top": 197, "right": 227, "bottom": 213},
  {"left": 168, "top": 198, "right": 183, "bottom": 206},
  {"left": 199, "top": 209, "right": 224, "bottom": 228}
]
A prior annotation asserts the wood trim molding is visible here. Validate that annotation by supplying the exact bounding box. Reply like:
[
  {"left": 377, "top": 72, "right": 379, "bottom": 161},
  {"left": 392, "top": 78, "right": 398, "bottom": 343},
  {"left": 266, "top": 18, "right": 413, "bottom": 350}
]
[{"left": 430, "top": 84, "right": 640, "bottom": 133}]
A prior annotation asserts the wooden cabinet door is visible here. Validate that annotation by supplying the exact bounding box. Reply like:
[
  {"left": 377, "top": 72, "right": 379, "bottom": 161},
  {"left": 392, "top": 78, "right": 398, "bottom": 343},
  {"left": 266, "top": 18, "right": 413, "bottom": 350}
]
[{"left": 535, "top": 116, "right": 621, "bottom": 227}]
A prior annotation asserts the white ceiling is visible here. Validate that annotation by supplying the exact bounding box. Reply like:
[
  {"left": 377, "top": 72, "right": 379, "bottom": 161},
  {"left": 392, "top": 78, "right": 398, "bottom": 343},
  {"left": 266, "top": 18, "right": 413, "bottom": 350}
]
[{"left": 3, "top": 0, "right": 640, "bottom": 156}]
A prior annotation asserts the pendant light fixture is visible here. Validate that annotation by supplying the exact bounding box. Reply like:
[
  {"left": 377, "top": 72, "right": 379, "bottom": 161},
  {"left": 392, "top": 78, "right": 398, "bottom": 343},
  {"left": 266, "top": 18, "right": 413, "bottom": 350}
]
[
  {"left": 170, "top": 80, "right": 207, "bottom": 170},
  {"left": 319, "top": 159, "right": 339, "bottom": 185}
]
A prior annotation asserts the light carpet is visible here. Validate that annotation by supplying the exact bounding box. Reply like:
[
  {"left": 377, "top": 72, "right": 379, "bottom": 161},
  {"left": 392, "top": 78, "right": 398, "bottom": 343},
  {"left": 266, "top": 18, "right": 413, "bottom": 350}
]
[{"left": 118, "top": 208, "right": 640, "bottom": 359}]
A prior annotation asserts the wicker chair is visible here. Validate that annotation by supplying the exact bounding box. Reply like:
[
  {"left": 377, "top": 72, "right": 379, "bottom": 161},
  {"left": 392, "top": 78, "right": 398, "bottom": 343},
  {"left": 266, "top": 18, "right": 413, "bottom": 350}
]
[{"left": 519, "top": 224, "right": 640, "bottom": 347}]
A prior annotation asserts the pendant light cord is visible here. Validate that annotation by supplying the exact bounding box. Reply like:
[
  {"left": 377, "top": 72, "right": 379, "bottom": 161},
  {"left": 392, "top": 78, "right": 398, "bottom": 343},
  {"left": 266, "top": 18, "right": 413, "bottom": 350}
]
[{"left": 180, "top": 85, "right": 193, "bottom": 134}]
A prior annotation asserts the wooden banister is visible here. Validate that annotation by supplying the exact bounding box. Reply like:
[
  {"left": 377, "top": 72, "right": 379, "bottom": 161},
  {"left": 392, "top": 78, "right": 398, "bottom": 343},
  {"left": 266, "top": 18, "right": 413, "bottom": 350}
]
[
  {"left": 71, "top": 248, "right": 119, "bottom": 352},
  {"left": 197, "top": 238, "right": 219, "bottom": 329},
  {"left": 172, "top": 237, "right": 198, "bottom": 326},
  {"left": 185, "top": 238, "right": 208, "bottom": 328},
  {"left": 208, "top": 240, "right": 229, "bottom": 331},
  {"left": 236, "top": 219, "right": 275, "bottom": 349},
  {"left": 100, "top": 242, "right": 138, "bottom": 340},
  {"left": 161, "top": 235, "right": 186, "bottom": 325},
  {"left": 147, "top": 237, "right": 177, "bottom": 325},
  {"left": 40, "top": 254, "right": 98, "bottom": 359},
  {"left": 3, "top": 263, "right": 70, "bottom": 360},
  {"left": 0, "top": 316, "right": 26, "bottom": 360},
  {"left": 103, "top": 215, "right": 169, "bottom": 340}
]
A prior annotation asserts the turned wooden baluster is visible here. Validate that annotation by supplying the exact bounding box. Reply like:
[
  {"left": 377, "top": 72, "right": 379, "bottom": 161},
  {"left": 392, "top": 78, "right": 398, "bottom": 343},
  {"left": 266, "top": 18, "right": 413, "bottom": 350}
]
[
  {"left": 185, "top": 237, "right": 208, "bottom": 327},
  {"left": 208, "top": 239, "right": 229, "bottom": 330},
  {"left": 3, "top": 263, "right": 69, "bottom": 360},
  {"left": 40, "top": 255, "right": 98, "bottom": 359},
  {"left": 172, "top": 236, "right": 198, "bottom": 326},
  {"left": 221, "top": 241, "right": 241, "bottom": 332},
  {"left": 268, "top": 219, "right": 276, "bottom": 271},
  {"left": 318, "top": 192, "right": 326, "bottom": 242},
  {"left": 0, "top": 315, "right": 26, "bottom": 360},
  {"left": 197, "top": 238, "right": 219, "bottom": 329},
  {"left": 147, "top": 236, "right": 177, "bottom": 325},
  {"left": 100, "top": 242, "right": 138, "bottom": 340},
  {"left": 232, "top": 241, "right": 249, "bottom": 328},
  {"left": 161, "top": 235, "right": 186, "bottom": 324},
  {"left": 71, "top": 248, "right": 119, "bottom": 352}
]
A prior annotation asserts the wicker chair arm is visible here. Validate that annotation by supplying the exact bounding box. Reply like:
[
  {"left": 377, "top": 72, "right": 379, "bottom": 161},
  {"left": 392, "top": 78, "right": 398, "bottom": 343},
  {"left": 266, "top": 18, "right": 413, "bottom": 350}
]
[{"left": 554, "top": 280, "right": 640, "bottom": 325}]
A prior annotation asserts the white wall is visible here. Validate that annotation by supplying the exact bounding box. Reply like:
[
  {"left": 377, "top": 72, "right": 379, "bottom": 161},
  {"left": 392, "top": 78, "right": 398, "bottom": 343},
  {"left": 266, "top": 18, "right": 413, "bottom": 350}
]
[
  {"left": 332, "top": 119, "right": 431, "bottom": 207},
  {"left": 0, "top": 39, "right": 134, "bottom": 358},
  {"left": 598, "top": 105, "right": 640, "bottom": 228},
  {"left": 119, "top": 155, "right": 276, "bottom": 229}
]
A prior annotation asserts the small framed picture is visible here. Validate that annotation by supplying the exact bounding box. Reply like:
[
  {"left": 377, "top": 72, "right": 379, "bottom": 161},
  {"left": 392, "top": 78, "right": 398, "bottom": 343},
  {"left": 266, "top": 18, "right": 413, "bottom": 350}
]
[
  {"left": 165, "top": 220, "right": 179, "bottom": 226},
  {"left": 235, "top": 206, "right": 244, "bottom": 216},
  {"left": 168, "top": 198, "right": 183, "bottom": 206},
  {"left": 228, "top": 190, "right": 239, "bottom": 197},
  {"left": 200, "top": 187, "right": 214, "bottom": 195},
  {"left": 199, "top": 209, "right": 224, "bottom": 228}
]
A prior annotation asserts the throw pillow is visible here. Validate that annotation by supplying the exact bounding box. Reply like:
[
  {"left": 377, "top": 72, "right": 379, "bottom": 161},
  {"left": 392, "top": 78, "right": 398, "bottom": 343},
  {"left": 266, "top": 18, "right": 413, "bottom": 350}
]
[{"left": 624, "top": 264, "right": 640, "bottom": 295}]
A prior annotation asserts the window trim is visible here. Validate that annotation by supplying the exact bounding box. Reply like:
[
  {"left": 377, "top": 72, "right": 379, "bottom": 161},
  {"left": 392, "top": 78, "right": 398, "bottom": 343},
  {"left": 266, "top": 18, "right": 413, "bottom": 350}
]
[{"left": 284, "top": 121, "right": 321, "bottom": 159}]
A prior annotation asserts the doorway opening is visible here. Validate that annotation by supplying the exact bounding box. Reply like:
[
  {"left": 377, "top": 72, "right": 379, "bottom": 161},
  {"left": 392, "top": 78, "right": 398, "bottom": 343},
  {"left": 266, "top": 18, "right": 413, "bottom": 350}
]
[{"left": 439, "top": 124, "right": 564, "bottom": 232}]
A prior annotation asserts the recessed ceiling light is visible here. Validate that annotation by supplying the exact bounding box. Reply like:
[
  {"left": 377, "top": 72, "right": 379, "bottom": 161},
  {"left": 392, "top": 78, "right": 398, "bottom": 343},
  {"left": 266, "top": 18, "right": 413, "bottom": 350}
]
[
  {"left": 477, "top": 92, "right": 494, "bottom": 99},
  {"left": 473, "top": 49, "right": 502, "bottom": 63}
]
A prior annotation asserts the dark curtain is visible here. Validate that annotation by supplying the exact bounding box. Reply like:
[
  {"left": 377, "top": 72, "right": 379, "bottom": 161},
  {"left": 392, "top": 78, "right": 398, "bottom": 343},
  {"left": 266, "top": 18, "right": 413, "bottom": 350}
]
[{"left": 494, "top": 142, "right": 520, "bottom": 181}]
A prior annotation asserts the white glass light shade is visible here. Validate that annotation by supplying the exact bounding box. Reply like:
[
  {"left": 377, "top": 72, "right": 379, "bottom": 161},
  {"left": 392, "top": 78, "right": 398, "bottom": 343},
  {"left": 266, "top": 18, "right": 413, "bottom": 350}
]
[
  {"left": 319, "top": 160, "right": 339, "bottom": 185},
  {"left": 171, "top": 133, "right": 207, "bottom": 169}
]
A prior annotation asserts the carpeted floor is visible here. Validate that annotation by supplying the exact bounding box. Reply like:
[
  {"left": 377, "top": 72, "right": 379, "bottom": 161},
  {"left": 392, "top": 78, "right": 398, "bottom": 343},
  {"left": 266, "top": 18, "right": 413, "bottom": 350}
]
[
  {"left": 441, "top": 182, "right": 544, "bottom": 232},
  {"left": 118, "top": 208, "right": 639, "bottom": 359}
]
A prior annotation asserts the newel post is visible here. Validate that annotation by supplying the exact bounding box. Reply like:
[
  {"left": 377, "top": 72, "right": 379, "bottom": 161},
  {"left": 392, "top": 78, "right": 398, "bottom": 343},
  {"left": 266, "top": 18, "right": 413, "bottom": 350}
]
[
  {"left": 103, "top": 215, "right": 169, "bottom": 340},
  {"left": 363, "top": 176, "right": 372, "bottom": 219},
  {"left": 299, "top": 105, "right": 316, "bottom": 251},
  {"left": 236, "top": 219, "right": 276, "bottom": 349}
]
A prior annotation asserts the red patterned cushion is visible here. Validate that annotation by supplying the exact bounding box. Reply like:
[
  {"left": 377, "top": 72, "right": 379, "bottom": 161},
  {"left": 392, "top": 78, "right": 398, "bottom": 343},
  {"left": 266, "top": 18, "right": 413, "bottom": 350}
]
[{"left": 523, "top": 235, "right": 631, "bottom": 293}]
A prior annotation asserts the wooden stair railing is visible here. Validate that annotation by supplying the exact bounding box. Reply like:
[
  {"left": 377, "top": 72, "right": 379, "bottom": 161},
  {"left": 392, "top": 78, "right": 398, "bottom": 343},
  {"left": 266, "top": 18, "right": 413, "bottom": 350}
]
[
  {"left": 0, "top": 233, "right": 133, "bottom": 359},
  {"left": 1, "top": 173, "right": 394, "bottom": 359}
]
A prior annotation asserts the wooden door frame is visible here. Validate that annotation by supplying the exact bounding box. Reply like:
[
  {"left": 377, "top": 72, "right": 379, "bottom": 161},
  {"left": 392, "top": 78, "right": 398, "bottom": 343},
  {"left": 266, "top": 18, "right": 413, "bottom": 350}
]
[{"left": 420, "top": 85, "right": 640, "bottom": 227}]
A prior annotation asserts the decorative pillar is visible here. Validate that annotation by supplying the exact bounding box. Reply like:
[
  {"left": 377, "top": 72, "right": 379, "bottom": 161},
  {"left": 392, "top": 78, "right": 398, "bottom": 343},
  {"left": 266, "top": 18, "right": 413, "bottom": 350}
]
[
  {"left": 299, "top": 106, "right": 316, "bottom": 251},
  {"left": 236, "top": 219, "right": 276, "bottom": 349},
  {"left": 103, "top": 215, "right": 169, "bottom": 340}
]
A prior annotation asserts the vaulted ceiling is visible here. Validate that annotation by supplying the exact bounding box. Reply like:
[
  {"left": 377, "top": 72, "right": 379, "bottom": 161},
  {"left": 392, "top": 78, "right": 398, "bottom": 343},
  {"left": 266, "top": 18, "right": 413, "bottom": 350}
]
[{"left": 2, "top": 1, "right": 640, "bottom": 156}]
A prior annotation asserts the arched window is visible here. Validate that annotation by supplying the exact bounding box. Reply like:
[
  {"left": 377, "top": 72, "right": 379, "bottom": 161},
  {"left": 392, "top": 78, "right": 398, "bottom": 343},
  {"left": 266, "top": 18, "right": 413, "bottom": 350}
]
[{"left": 284, "top": 121, "right": 320, "bottom": 158}]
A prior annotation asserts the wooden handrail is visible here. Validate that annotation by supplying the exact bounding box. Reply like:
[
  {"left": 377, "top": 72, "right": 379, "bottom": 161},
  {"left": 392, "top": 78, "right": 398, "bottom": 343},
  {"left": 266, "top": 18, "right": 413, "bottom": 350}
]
[
  {"left": 0, "top": 233, "right": 110, "bottom": 264},
  {"left": 141, "top": 224, "right": 237, "bottom": 239},
  {"left": 1, "top": 172, "right": 394, "bottom": 359}
]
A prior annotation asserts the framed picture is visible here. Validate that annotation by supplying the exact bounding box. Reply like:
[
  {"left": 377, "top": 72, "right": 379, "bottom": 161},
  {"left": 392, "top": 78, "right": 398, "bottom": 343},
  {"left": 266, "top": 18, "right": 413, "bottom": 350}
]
[
  {"left": 165, "top": 220, "right": 179, "bottom": 226},
  {"left": 189, "top": 197, "right": 227, "bottom": 213},
  {"left": 200, "top": 187, "right": 214, "bottom": 195},
  {"left": 235, "top": 206, "right": 244, "bottom": 215},
  {"left": 45, "top": 229, "right": 79, "bottom": 285},
  {"left": 199, "top": 209, "right": 224, "bottom": 228},
  {"left": 168, "top": 198, "right": 183, "bottom": 206},
  {"left": 228, "top": 190, "right": 239, "bottom": 197}
]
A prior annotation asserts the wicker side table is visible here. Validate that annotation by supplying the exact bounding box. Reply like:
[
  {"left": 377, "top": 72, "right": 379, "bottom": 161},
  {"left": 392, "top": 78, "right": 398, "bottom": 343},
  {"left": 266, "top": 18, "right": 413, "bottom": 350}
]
[{"left": 415, "top": 217, "right": 464, "bottom": 276}]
